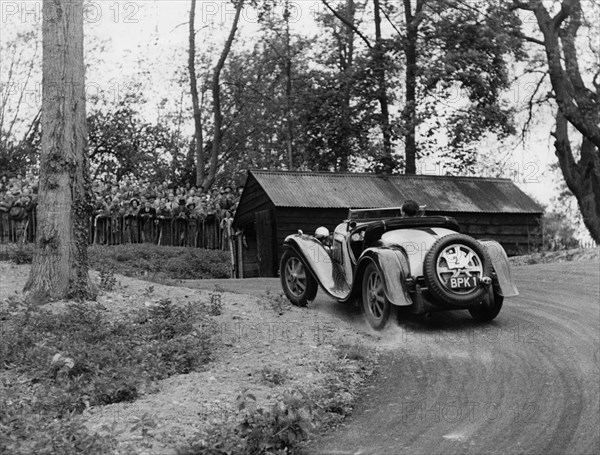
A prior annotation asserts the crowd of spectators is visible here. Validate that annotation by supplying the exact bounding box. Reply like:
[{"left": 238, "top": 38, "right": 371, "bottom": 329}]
[
  {"left": 0, "top": 173, "right": 244, "bottom": 250},
  {"left": 0, "top": 174, "right": 38, "bottom": 242},
  {"left": 91, "top": 176, "right": 243, "bottom": 248}
]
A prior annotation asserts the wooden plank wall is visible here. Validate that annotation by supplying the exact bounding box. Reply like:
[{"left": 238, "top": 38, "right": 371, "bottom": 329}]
[
  {"left": 234, "top": 176, "right": 274, "bottom": 277},
  {"left": 438, "top": 212, "right": 543, "bottom": 255},
  {"left": 233, "top": 175, "right": 274, "bottom": 227}
]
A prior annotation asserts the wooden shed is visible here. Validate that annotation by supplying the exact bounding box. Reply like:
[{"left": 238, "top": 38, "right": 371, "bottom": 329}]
[{"left": 232, "top": 170, "right": 543, "bottom": 278}]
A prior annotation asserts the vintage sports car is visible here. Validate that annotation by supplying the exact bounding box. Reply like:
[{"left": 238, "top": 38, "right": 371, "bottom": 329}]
[{"left": 279, "top": 207, "right": 519, "bottom": 330}]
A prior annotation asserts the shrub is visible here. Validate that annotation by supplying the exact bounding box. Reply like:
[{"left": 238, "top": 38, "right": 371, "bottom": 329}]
[
  {"left": 541, "top": 211, "right": 579, "bottom": 251},
  {"left": 179, "top": 389, "right": 317, "bottom": 455},
  {"left": 0, "top": 242, "right": 34, "bottom": 263},
  {"left": 336, "top": 343, "right": 370, "bottom": 362},
  {"left": 0, "top": 243, "right": 231, "bottom": 280},
  {"left": 99, "top": 265, "right": 117, "bottom": 291},
  {"left": 260, "top": 289, "right": 292, "bottom": 315},
  {"left": 89, "top": 244, "right": 231, "bottom": 279},
  {"left": 0, "top": 296, "right": 217, "bottom": 454},
  {"left": 260, "top": 366, "right": 289, "bottom": 386}
]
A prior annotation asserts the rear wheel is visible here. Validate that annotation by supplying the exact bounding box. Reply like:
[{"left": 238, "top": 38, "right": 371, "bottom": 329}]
[
  {"left": 362, "top": 262, "right": 392, "bottom": 330},
  {"left": 469, "top": 291, "right": 503, "bottom": 322},
  {"left": 280, "top": 249, "right": 317, "bottom": 307}
]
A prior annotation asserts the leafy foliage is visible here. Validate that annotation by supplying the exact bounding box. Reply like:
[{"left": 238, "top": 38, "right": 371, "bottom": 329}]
[
  {"left": 0, "top": 296, "right": 216, "bottom": 454},
  {"left": 0, "top": 128, "right": 40, "bottom": 177},
  {"left": 417, "top": 1, "right": 524, "bottom": 171},
  {"left": 541, "top": 211, "right": 579, "bottom": 251},
  {"left": 178, "top": 346, "right": 377, "bottom": 455},
  {"left": 179, "top": 389, "right": 318, "bottom": 455},
  {"left": 98, "top": 265, "right": 117, "bottom": 291},
  {"left": 91, "top": 244, "right": 232, "bottom": 280},
  {"left": 260, "top": 289, "right": 292, "bottom": 315},
  {"left": 0, "top": 243, "right": 232, "bottom": 280},
  {"left": 87, "top": 103, "right": 186, "bottom": 184}
]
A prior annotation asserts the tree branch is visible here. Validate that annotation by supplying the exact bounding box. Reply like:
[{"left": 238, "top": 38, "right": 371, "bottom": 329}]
[
  {"left": 521, "top": 70, "right": 549, "bottom": 139},
  {"left": 321, "top": 0, "right": 372, "bottom": 48},
  {"left": 379, "top": 4, "right": 403, "bottom": 37}
]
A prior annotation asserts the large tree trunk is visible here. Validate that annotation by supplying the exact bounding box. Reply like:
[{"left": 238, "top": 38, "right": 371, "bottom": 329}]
[
  {"left": 189, "top": 0, "right": 204, "bottom": 187},
  {"left": 554, "top": 114, "right": 600, "bottom": 241},
  {"left": 373, "top": 0, "right": 393, "bottom": 173},
  {"left": 205, "top": 0, "right": 244, "bottom": 191},
  {"left": 514, "top": 0, "right": 600, "bottom": 241},
  {"left": 284, "top": 0, "right": 294, "bottom": 170},
  {"left": 339, "top": 0, "right": 355, "bottom": 172},
  {"left": 25, "top": 0, "right": 93, "bottom": 302},
  {"left": 402, "top": 0, "right": 423, "bottom": 175}
]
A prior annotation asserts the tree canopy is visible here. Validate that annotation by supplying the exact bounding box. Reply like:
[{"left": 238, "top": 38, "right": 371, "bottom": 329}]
[{"left": 1, "top": 0, "right": 598, "bottom": 240}]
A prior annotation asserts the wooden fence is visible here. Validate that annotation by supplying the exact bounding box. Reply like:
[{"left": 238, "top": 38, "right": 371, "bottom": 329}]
[{"left": 0, "top": 211, "right": 233, "bottom": 250}]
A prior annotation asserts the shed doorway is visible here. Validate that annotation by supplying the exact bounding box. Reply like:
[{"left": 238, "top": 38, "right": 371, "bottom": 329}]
[{"left": 255, "top": 209, "right": 277, "bottom": 277}]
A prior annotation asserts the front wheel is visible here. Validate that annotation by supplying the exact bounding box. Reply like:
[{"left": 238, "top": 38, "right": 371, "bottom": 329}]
[
  {"left": 362, "top": 262, "right": 392, "bottom": 330},
  {"left": 469, "top": 291, "right": 504, "bottom": 322},
  {"left": 280, "top": 249, "right": 318, "bottom": 307}
]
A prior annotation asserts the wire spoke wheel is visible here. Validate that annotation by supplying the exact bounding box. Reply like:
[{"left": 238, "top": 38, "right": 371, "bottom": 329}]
[
  {"left": 362, "top": 262, "right": 392, "bottom": 330},
  {"left": 285, "top": 257, "right": 307, "bottom": 297},
  {"left": 280, "top": 249, "right": 318, "bottom": 307}
]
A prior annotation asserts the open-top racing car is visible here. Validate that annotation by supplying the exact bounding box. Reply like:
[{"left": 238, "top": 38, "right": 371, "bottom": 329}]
[{"left": 279, "top": 207, "right": 519, "bottom": 330}]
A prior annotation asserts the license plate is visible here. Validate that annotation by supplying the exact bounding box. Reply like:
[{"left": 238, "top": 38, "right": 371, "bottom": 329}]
[{"left": 448, "top": 276, "right": 477, "bottom": 289}]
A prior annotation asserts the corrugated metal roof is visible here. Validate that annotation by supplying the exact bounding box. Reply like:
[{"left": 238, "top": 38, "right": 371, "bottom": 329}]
[{"left": 249, "top": 170, "right": 543, "bottom": 213}]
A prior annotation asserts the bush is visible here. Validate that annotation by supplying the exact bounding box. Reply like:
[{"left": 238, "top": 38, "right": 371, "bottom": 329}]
[
  {"left": 0, "top": 296, "right": 216, "bottom": 454},
  {"left": 0, "top": 242, "right": 34, "bottom": 263},
  {"left": 541, "top": 211, "right": 580, "bottom": 251},
  {"left": 90, "top": 244, "right": 231, "bottom": 279},
  {"left": 179, "top": 389, "right": 317, "bottom": 455},
  {"left": 0, "top": 243, "right": 231, "bottom": 280}
]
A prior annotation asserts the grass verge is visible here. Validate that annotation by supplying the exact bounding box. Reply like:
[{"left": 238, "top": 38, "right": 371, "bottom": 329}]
[
  {"left": 0, "top": 296, "right": 217, "bottom": 454},
  {"left": 177, "top": 344, "right": 376, "bottom": 455},
  {"left": 0, "top": 242, "right": 231, "bottom": 280}
]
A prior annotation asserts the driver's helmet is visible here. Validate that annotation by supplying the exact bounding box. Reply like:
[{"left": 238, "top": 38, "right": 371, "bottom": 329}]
[{"left": 315, "top": 226, "right": 330, "bottom": 241}]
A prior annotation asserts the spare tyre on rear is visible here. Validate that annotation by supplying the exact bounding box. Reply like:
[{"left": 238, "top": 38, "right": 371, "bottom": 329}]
[{"left": 423, "top": 234, "right": 491, "bottom": 306}]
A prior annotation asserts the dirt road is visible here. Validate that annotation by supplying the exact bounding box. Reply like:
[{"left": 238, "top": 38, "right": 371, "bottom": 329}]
[
  {"left": 302, "top": 260, "right": 600, "bottom": 455},
  {"left": 188, "top": 260, "right": 599, "bottom": 454}
]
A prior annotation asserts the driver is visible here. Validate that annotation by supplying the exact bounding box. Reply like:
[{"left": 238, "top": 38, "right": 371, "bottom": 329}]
[
  {"left": 315, "top": 226, "right": 332, "bottom": 248},
  {"left": 401, "top": 199, "right": 420, "bottom": 217}
]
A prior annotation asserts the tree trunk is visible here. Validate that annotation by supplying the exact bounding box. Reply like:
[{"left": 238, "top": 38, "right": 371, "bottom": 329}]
[
  {"left": 514, "top": 0, "right": 600, "bottom": 242},
  {"left": 373, "top": 0, "right": 393, "bottom": 173},
  {"left": 189, "top": 0, "right": 204, "bottom": 187},
  {"left": 553, "top": 114, "right": 600, "bottom": 242},
  {"left": 402, "top": 0, "right": 423, "bottom": 175},
  {"left": 25, "top": 0, "right": 93, "bottom": 302},
  {"left": 284, "top": 0, "right": 294, "bottom": 170},
  {"left": 205, "top": 0, "right": 244, "bottom": 191},
  {"left": 339, "top": 0, "right": 355, "bottom": 172}
]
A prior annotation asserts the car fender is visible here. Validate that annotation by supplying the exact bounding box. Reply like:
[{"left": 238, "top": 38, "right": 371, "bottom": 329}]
[
  {"left": 355, "top": 247, "right": 413, "bottom": 306},
  {"left": 478, "top": 240, "right": 519, "bottom": 297},
  {"left": 283, "top": 234, "right": 351, "bottom": 300}
]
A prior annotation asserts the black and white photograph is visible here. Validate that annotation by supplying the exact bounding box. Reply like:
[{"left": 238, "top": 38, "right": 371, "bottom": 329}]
[{"left": 0, "top": 1, "right": 598, "bottom": 454}]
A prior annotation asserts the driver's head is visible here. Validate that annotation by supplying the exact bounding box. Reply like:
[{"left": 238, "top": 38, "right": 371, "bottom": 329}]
[
  {"left": 401, "top": 199, "right": 419, "bottom": 217},
  {"left": 315, "top": 226, "right": 330, "bottom": 242}
]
